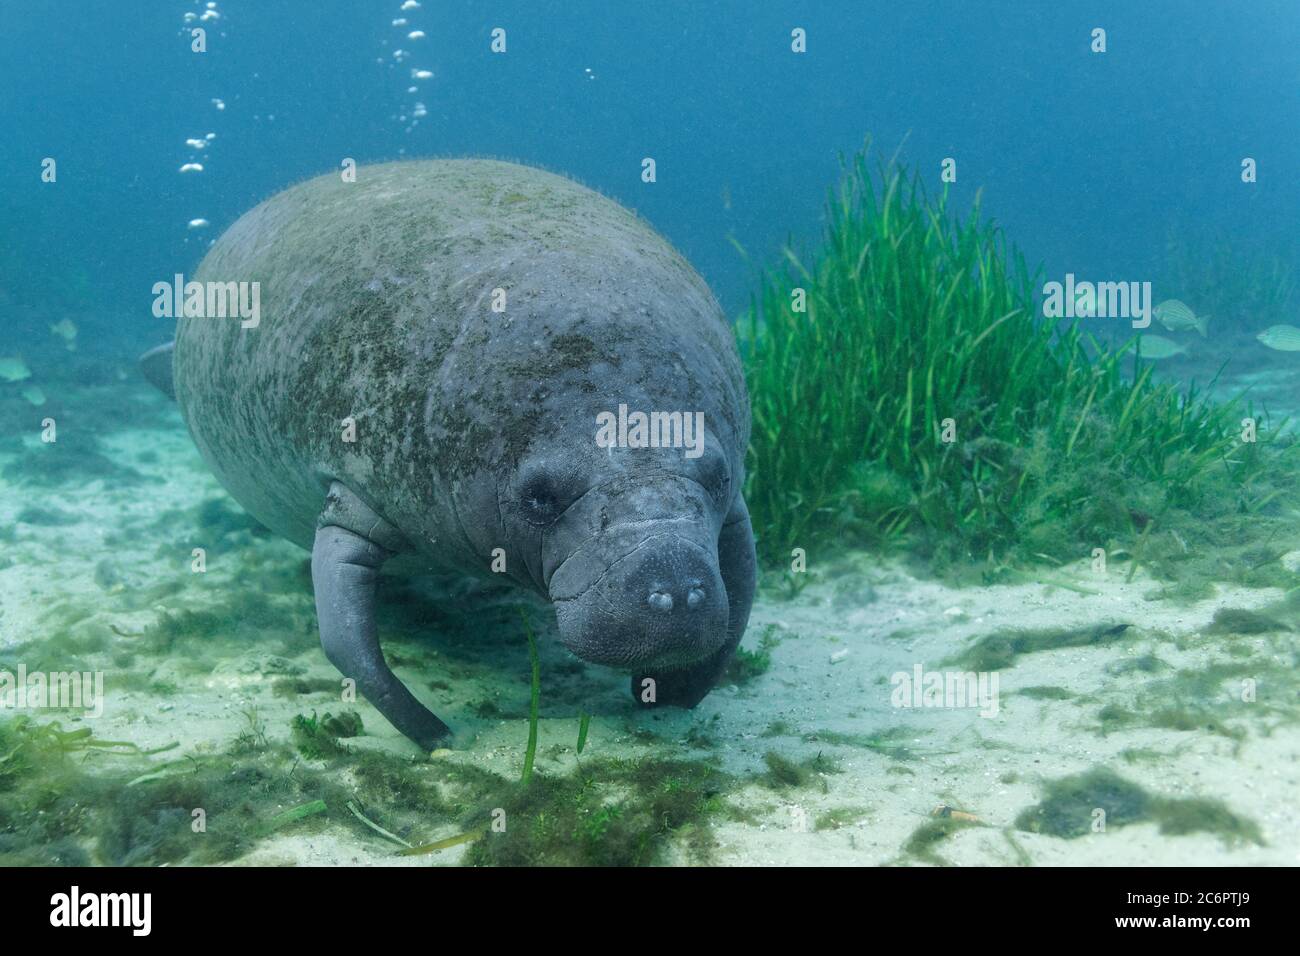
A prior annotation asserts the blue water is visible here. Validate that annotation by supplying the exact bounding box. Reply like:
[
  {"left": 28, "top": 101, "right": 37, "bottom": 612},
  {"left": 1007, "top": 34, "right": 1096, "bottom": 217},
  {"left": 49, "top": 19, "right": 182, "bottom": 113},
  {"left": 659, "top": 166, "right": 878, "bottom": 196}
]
[
  {"left": 2, "top": 0, "right": 1296, "bottom": 359},
  {"left": 4, "top": 2, "right": 1300, "bottom": 874}
]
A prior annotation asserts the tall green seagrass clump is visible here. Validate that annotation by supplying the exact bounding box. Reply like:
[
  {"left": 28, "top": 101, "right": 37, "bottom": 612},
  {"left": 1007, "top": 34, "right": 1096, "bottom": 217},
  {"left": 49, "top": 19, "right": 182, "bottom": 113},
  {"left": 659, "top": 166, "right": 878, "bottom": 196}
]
[{"left": 741, "top": 148, "right": 1297, "bottom": 580}]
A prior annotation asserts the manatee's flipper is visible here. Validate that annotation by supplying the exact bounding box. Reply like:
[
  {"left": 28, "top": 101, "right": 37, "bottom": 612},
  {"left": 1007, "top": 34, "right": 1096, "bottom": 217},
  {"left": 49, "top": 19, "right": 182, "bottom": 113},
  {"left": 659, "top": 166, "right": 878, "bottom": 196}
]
[
  {"left": 632, "top": 496, "right": 757, "bottom": 708},
  {"left": 139, "top": 342, "right": 176, "bottom": 399},
  {"left": 312, "top": 482, "right": 451, "bottom": 750}
]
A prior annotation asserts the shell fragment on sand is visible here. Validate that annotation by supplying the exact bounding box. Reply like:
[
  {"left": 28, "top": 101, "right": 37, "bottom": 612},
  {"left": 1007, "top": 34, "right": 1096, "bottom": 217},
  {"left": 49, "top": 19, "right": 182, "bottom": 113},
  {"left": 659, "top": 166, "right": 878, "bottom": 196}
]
[
  {"left": 1256, "top": 324, "right": 1300, "bottom": 352},
  {"left": 1153, "top": 299, "right": 1209, "bottom": 337},
  {"left": 932, "top": 804, "right": 983, "bottom": 824}
]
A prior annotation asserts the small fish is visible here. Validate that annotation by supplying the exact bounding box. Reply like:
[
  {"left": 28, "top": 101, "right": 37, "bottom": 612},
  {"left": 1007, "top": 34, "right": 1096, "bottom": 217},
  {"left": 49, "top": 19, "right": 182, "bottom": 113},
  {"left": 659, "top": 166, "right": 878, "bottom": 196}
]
[
  {"left": 49, "top": 318, "right": 78, "bottom": 350},
  {"left": 1131, "top": 334, "right": 1188, "bottom": 359},
  {"left": 0, "top": 356, "right": 32, "bottom": 382},
  {"left": 1257, "top": 325, "right": 1300, "bottom": 351},
  {"left": 1153, "top": 299, "right": 1209, "bottom": 337},
  {"left": 20, "top": 385, "right": 46, "bottom": 406}
]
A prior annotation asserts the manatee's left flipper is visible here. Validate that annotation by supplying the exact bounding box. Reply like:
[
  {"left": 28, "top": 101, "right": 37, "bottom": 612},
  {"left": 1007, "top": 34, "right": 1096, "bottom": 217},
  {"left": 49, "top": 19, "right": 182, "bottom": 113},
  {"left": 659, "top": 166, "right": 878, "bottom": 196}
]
[
  {"left": 139, "top": 342, "right": 176, "bottom": 399},
  {"left": 633, "top": 496, "right": 758, "bottom": 708},
  {"left": 312, "top": 482, "right": 451, "bottom": 750}
]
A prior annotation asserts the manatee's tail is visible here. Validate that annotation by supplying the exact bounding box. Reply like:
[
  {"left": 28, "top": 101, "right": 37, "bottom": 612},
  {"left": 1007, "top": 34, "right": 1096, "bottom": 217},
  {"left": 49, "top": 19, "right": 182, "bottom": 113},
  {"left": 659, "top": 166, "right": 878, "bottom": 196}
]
[{"left": 140, "top": 341, "right": 176, "bottom": 399}]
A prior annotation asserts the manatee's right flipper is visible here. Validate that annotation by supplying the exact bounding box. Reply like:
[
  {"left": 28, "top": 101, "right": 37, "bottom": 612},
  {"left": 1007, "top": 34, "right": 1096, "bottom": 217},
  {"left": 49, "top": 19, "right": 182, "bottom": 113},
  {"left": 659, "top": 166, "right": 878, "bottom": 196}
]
[
  {"left": 311, "top": 482, "right": 451, "bottom": 751},
  {"left": 139, "top": 342, "right": 176, "bottom": 399}
]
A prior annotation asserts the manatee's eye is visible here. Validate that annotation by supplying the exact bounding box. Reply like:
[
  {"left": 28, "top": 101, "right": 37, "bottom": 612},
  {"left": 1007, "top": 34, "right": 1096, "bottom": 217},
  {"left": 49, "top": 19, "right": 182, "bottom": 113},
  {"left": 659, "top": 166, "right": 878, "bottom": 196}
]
[{"left": 518, "top": 471, "right": 566, "bottom": 526}]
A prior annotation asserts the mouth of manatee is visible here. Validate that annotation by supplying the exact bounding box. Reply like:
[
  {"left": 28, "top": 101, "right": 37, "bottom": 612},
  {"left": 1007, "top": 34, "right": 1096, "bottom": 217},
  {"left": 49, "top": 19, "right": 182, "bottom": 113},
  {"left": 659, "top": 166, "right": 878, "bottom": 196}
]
[
  {"left": 145, "top": 157, "right": 757, "bottom": 751},
  {"left": 550, "top": 528, "right": 730, "bottom": 671}
]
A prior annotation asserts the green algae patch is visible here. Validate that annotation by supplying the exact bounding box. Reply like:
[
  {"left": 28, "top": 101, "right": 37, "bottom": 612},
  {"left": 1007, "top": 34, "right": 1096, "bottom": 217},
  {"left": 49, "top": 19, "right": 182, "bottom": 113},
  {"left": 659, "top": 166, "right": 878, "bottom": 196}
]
[
  {"left": 947, "top": 623, "right": 1131, "bottom": 671},
  {"left": 1093, "top": 652, "right": 1298, "bottom": 745},
  {"left": 803, "top": 727, "right": 919, "bottom": 761},
  {"left": 1155, "top": 797, "right": 1263, "bottom": 845},
  {"left": 463, "top": 757, "right": 734, "bottom": 866},
  {"left": 0, "top": 715, "right": 326, "bottom": 866},
  {"left": 1018, "top": 685, "right": 1075, "bottom": 700},
  {"left": 1096, "top": 703, "right": 1137, "bottom": 735},
  {"left": 1144, "top": 578, "right": 1217, "bottom": 604},
  {"left": 1208, "top": 607, "right": 1290, "bottom": 635},
  {"left": 0, "top": 707, "right": 765, "bottom": 867},
  {"left": 723, "top": 624, "right": 780, "bottom": 685},
  {"left": 1147, "top": 706, "right": 1245, "bottom": 741},
  {"left": 761, "top": 750, "right": 843, "bottom": 790},
  {"left": 0, "top": 713, "right": 444, "bottom": 865},
  {"left": 1015, "top": 768, "right": 1150, "bottom": 837},
  {"left": 1096, "top": 699, "right": 1246, "bottom": 743},
  {"left": 901, "top": 816, "right": 980, "bottom": 866},
  {"left": 815, "top": 805, "right": 872, "bottom": 831},
  {"left": 290, "top": 711, "right": 359, "bottom": 760},
  {"left": 1015, "top": 768, "right": 1263, "bottom": 847}
]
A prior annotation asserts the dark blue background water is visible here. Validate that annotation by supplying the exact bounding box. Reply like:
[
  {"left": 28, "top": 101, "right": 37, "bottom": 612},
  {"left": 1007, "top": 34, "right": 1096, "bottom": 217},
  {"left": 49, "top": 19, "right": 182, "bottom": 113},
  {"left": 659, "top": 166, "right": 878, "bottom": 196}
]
[{"left": 2, "top": 0, "right": 1297, "bottom": 358}]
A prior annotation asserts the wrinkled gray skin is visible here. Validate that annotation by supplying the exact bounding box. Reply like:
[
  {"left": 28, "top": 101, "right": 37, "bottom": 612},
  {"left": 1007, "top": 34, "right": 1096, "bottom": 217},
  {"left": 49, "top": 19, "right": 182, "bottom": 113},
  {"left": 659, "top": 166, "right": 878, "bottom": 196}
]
[{"left": 153, "top": 159, "right": 756, "bottom": 750}]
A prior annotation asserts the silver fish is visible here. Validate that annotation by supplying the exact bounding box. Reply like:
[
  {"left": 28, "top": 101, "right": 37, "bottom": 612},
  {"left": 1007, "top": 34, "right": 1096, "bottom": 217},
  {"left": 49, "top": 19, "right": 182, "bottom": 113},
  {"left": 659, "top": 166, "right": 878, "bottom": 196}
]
[
  {"left": 1153, "top": 299, "right": 1208, "bottom": 337},
  {"left": 0, "top": 356, "right": 32, "bottom": 383},
  {"left": 1131, "top": 334, "right": 1188, "bottom": 359},
  {"left": 1256, "top": 324, "right": 1300, "bottom": 352}
]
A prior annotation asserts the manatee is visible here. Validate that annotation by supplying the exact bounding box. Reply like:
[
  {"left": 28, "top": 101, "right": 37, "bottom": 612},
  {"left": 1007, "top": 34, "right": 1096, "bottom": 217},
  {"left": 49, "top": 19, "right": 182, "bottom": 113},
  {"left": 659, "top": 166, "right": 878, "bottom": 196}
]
[{"left": 141, "top": 159, "right": 756, "bottom": 750}]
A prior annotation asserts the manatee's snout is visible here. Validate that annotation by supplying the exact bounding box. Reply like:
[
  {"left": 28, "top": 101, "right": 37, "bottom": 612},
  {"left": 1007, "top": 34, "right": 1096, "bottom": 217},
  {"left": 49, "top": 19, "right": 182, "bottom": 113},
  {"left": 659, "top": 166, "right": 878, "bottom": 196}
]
[{"left": 552, "top": 530, "right": 729, "bottom": 670}]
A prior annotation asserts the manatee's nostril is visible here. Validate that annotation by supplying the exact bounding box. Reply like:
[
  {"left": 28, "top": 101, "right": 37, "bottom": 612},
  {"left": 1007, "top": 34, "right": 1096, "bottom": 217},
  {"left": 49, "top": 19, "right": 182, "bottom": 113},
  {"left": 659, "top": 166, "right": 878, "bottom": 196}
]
[
  {"left": 648, "top": 590, "right": 673, "bottom": 613},
  {"left": 686, "top": 586, "right": 706, "bottom": 610}
]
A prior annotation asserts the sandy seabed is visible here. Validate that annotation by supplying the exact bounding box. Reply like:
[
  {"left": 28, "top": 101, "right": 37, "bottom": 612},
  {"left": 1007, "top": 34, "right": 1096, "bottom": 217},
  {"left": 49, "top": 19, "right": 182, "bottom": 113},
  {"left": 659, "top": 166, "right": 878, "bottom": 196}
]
[{"left": 1, "top": 372, "right": 1297, "bottom": 867}]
